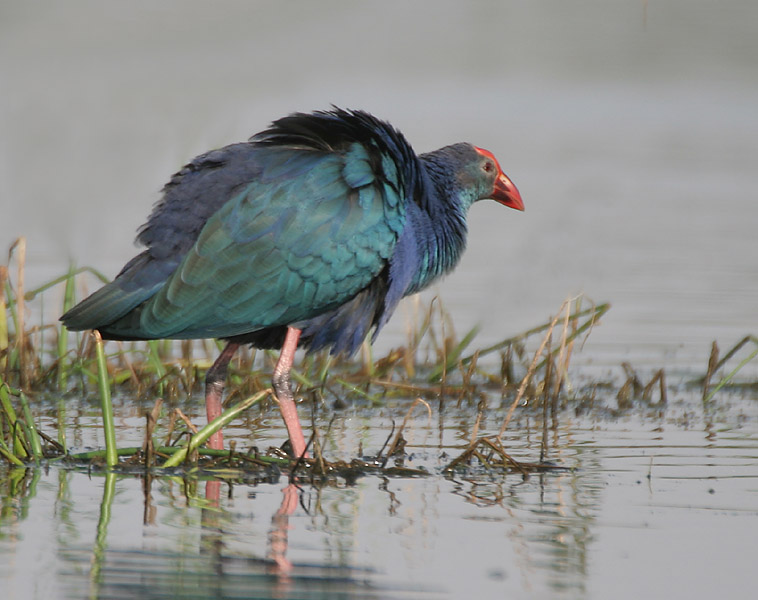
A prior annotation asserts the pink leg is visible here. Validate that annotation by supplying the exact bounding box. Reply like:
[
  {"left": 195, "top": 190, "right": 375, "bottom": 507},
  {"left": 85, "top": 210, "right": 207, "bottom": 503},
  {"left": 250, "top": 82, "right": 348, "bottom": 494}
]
[
  {"left": 272, "top": 327, "right": 307, "bottom": 458},
  {"left": 204, "top": 342, "right": 240, "bottom": 450}
]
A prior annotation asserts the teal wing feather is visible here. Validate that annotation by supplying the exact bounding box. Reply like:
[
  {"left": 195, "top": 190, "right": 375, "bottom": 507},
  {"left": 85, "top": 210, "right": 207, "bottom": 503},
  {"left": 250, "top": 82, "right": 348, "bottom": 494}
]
[{"left": 102, "top": 143, "right": 405, "bottom": 339}]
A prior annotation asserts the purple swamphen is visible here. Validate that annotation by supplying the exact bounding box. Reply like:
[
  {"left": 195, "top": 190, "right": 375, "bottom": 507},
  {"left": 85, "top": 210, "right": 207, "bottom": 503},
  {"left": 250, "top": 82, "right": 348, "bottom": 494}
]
[{"left": 61, "top": 108, "right": 523, "bottom": 457}]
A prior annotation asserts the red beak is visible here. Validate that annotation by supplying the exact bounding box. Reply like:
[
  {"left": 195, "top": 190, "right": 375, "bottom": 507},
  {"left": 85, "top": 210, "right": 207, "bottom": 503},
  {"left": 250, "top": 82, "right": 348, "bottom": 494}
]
[
  {"left": 475, "top": 146, "right": 524, "bottom": 211},
  {"left": 492, "top": 170, "right": 524, "bottom": 211}
]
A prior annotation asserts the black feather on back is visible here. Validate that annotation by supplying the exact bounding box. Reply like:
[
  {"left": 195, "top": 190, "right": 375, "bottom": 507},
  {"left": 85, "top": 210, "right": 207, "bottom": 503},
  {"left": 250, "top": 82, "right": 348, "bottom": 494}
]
[{"left": 253, "top": 108, "right": 424, "bottom": 204}]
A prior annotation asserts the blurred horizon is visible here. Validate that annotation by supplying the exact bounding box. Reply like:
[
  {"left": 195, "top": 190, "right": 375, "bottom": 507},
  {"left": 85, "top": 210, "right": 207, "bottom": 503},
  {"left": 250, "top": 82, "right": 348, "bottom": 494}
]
[{"left": 2, "top": 0, "right": 757, "bottom": 368}]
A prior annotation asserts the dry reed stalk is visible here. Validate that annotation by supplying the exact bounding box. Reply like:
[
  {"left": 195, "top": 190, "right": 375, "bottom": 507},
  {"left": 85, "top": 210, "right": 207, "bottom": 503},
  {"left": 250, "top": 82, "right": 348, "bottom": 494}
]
[
  {"left": 621, "top": 362, "right": 643, "bottom": 395},
  {"left": 438, "top": 299, "right": 449, "bottom": 389},
  {"left": 479, "top": 437, "right": 528, "bottom": 475},
  {"left": 164, "top": 409, "right": 177, "bottom": 446},
  {"left": 359, "top": 338, "right": 374, "bottom": 378},
  {"left": 116, "top": 341, "right": 141, "bottom": 389},
  {"left": 402, "top": 296, "right": 420, "bottom": 378},
  {"left": 540, "top": 332, "right": 552, "bottom": 462},
  {"left": 642, "top": 369, "right": 667, "bottom": 404},
  {"left": 382, "top": 397, "right": 431, "bottom": 464},
  {"left": 457, "top": 349, "right": 480, "bottom": 405},
  {"left": 701, "top": 336, "right": 758, "bottom": 402},
  {"left": 142, "top": 399, "right": 163, "bottom": 467},
  {"left": 443, "top": 434, "right": 528, "bottom": 474},
  {"left": 467, "top": 399, "right": 486, "bottom": 448},
  {"left": 553, "top": 298, "right": 573, "bottom": 393},
  {"left": 174, "top": 408, "right": 199, "bottom": 434},
  {"left": 496, "top": 303, "right": 565, "bottom": 443},
  {"left": 312, "top": 431, "right": 327, "bottom": 476},
  {"left": 173, "top": 407, "right": 200, "bottom": 462},
  {"left": 702, "top": 341, "right": 719, "bottom": 402}
]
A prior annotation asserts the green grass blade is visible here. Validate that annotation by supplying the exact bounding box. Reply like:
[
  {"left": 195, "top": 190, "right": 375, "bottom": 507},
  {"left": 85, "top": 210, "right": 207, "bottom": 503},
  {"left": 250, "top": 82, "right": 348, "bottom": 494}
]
[
  {"left": 0, "top": 382, "right": 28, "bottom": 458},
  {"left": 0, "top": 441, "right": 25, "bottom": 466},
  {"left": 289, "top": 367, "right": 316, "bottom": 389},
  {"left": 146, "top": 340, "right": 167, "bottom": 396},
  {"left": 19, "top": 391, "right": 43, "bottom": 461},
  {"left": 334, "top": 378, "right": 384, "bottom": 406},
  {"left": 19, "top": 266, "right": 111, "bottom": 303},
  {"left": 162, "top": 389, "right": 270, "bottom": 468},
  {"left": 93, "top": 331, "right": 118, "bottom": 467},
  {"left": 56, "top": 393, "right": 68, "bottom": 454}
]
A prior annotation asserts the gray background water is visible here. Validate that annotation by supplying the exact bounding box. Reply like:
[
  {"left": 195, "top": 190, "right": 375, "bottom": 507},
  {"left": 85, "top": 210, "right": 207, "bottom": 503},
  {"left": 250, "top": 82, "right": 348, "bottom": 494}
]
[
  {"left": 3, "top": 0, "right": 757, "bottom": 369},
  {"left": 1, "top": 3, "right": 758, "bottom": 599}
]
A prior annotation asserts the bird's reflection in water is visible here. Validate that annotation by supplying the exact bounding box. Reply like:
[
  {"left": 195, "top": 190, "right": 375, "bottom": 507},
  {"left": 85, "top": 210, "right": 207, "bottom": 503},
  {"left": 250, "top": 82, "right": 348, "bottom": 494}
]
[
  {"left": 267, "top": 483, "right": 299, "bottom": 575},
  {"left": 201, "top": 476, "right": 299, "bottom": 595}
]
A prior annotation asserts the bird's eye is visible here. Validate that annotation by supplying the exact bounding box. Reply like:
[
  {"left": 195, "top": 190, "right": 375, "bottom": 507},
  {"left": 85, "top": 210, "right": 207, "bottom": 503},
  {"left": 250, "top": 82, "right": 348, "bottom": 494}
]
[{"left": 483, "top": 161, "right": 494, "bottom": 173}]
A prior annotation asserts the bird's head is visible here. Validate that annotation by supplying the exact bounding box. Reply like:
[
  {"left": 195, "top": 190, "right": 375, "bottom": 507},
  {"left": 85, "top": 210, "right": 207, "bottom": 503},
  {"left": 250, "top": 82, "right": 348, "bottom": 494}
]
[
  {"left": 419, "top": 142, "right": 523, "bottom": 214},
  {"left": 472, "top": 146, "right": 524, "bottom": 211}
]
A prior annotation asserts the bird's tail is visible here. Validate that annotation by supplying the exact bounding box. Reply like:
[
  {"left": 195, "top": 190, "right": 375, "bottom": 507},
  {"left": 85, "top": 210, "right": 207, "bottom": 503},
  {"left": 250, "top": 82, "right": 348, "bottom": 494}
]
[
  {"left": 60, "top": 281, "right": 152, "bottom": 332},
  {"left": 60, "top": 251, "right": 168, "bottom": 336}
]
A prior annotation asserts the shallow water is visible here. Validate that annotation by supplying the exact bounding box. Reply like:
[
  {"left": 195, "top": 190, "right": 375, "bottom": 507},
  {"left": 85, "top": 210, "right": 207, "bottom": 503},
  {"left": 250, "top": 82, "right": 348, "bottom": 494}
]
[
  {"left": 2, "top": 1, "right": 758, "bottom": 599},
  {"left": 2, "top": 388, "right": 757, "bottom": 600}
]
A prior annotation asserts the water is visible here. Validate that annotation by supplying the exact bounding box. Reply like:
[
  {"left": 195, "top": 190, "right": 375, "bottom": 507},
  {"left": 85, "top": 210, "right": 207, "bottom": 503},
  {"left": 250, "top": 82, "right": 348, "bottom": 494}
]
[
  {"left": 2, "top": 1, "right": 758, "bottom": 598},
  {"left": 2, "top": 391, "right": 757, "bottom": 599}
]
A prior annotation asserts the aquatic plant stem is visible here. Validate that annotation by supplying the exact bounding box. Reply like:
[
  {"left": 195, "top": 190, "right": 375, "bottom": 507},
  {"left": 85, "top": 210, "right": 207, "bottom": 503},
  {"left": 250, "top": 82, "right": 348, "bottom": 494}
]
[
  {"left": 93, "top": 330, "right": 118, "bottom": 467},
  {"left": 162, "top": 389, "right": 271, "bottom": 468}
]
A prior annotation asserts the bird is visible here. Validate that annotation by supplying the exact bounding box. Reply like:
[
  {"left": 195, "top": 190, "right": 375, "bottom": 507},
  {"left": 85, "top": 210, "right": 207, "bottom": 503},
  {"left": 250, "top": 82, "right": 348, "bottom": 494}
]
[{"left": 61, "top": 108, "right": 523, "bottom": 458}]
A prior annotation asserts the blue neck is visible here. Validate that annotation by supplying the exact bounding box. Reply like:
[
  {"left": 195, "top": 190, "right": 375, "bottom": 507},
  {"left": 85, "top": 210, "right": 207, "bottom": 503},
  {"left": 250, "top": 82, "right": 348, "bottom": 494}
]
[{"left": 404, "top": 161, "right": 469, "bottom": 294}]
